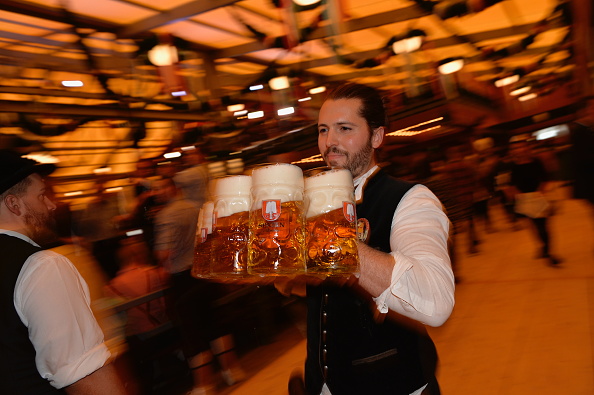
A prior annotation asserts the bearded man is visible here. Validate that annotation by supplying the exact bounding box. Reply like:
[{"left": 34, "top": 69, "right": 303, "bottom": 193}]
[
  {"left": 290, "top": 83, "right": 455, "bottom": 395},
  {"left": 0, "top": 150, "right": 126, "bottom": 394}
]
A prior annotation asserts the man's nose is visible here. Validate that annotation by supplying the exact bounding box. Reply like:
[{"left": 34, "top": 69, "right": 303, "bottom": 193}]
[
  {"left": 45, "top": 197, "right": 57, "bottom": 211},
  {"left": 325, "top": 129, "right": 339, "bottom": 147}
]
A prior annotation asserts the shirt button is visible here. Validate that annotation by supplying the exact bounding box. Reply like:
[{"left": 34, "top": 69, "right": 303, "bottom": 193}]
[{"left": 322, "top": 330, "right": 327, "bottom": 343}]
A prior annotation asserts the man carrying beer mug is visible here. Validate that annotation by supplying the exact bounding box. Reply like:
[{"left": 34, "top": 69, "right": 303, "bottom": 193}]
[{"left": 290, "top": 83, "right": 455, "bottom": 395}]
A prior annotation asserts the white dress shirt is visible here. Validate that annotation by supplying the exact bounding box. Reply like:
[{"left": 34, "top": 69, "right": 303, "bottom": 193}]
[
  {"left": 319, "top": 166, "right": 455, "bottom": 395},
  {"left": 4, "top": 230, "right": 110, "bottom": 389},
  {"left": 354, "top": 166, "right": 455, "bottom": 327}
]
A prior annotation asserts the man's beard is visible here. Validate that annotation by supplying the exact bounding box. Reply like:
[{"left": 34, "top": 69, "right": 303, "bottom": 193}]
[
  {"left": 23, "top": 202, "right": 57, "bottom": 245},
  {"left": 323, "top": 139, "right": 373, "bottom": 178}
]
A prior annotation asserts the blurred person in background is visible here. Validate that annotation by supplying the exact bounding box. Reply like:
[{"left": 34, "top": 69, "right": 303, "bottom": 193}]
[
  {"left": 123, "top": 158, "right": 160, "bottom": 251},
  {"left": 104, "top": 238, "right": 170, "bottom": 394},
  {"left": 0, "top": 150, "right": 126, "bottom": 394},
  {"left": 568, "top": 99, "right": 594, "bottom": 232},
  {"left": 508, "top": 136, "right": 561, "bottom": 266},
  {"left": 78, "top": 178, "right": 124, "bottom": 279},
  {"left": 152, "top": 176, "right": 244, "bottom": 395},
  {"left": 288, "top": 83, "right": 455, "bottom": 395},
  {"left": 174, "top": 147, "right": 209, "bottom": 209}
]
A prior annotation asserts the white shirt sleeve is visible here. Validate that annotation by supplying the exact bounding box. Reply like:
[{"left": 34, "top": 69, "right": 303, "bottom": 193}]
[
  {"left": 373, "top": 184, "right": 455, "bottom": 327},
  {"left": 14, "top": 250, "right": 111, "bottom": 389}
]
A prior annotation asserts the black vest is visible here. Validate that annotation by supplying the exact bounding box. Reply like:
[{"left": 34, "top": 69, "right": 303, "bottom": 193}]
[
  {"left": 0, "top": 234, "right": 64, "bottom": 394},
  {"left": 305, "top": 169, "right": 438, "bottom": 395}
]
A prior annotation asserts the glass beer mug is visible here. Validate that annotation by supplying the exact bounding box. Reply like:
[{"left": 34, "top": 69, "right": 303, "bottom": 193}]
[
  {"left": 304, "top": 168, "right": 359, "bottom": 276},
  {"left": 192, "top": 201, "right": 214, "bottom": 279},
  {"left": 210, "top": 175, "right": 252, "bottom": 279},
  {"left": 248, "top": 163, "right": 306, "bottom": 276}
]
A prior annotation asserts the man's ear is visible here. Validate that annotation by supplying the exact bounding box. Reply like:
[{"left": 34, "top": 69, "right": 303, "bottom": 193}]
[
  {"left": 371, "top": 126, "right": 384, "bottom": 149},
  {"left": 4, "top": 195, "right": 22, "bottom": 216}
]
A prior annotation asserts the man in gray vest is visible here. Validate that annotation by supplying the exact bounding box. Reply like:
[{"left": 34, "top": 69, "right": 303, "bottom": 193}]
[
  {"left": 0, "top": 150, "right": 126, "bottom": 394},
  {"left": 293, "top": 83, "right": 455, "bottom": 395}
]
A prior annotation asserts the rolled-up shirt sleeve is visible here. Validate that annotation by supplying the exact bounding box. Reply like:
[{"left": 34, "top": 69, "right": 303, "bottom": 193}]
[
  {"left": 14, "top": 250, "right": 110, "bottom": 389},
  {"left": 373, "top": 184, "right": 455, "bottom": 327}
]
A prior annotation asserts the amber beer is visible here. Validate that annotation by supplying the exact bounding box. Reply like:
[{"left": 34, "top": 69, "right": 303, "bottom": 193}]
[
  {"left": 248, "top": 163, "right": 306, "bottom": 276},
  {"left": 305, "top": 168, "right": 359, "bottom": 276},
  {"left": 210, "top": 175, "right": 252, "bottom": 279},
  {"left": 192, "top": 201, "right": 214, "bottom": 279}
]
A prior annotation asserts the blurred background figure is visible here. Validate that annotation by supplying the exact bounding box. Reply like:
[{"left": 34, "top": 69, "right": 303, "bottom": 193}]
[
  {"left": 568, "top": 98, "right": 594, "bottom": 235},
  {"left": 469, "top": 135, "right": 498, "bottom": 238},
  {"left": 78, "top": 177, "right": 125, "bottom": 279},
  {"left": 509, "top": 136, "right": 561, "bottom": 266},
  {"left": 124, "top": 158, "right": 161, "bottom": 252},
  {"left": 151, "top": 176, "right": 245, "bottom": 395},
  {"left": 174, "top": 147, "right": 209, "bottom": 209},
  {"left": 104, "top": 238, "right": 171, "bottom": 394}
]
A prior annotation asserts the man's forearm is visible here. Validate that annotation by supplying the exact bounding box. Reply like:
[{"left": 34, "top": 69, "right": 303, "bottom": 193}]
[
  {"left": 64, "top": 363, "right": 127, "bottom": 395},
  {"left": 356, "top": 241, "right": 395, "bottom": 297}
]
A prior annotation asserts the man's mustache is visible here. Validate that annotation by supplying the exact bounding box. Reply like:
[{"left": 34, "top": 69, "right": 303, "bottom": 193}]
[{"left": 324, "top": 147, "right": 348, "bottom": 157}]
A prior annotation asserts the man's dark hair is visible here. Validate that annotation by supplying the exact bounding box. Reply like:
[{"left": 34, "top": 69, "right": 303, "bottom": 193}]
[
  {"left": 326, "top": 83, "right": 388, "bottom": 131},
  {"left": 0, "top": 176, "right": 32, "bottom": 202}
]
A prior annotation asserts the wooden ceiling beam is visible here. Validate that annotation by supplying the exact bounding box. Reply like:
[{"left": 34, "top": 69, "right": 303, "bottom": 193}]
[{"left": 117, "top": 0, "right": 242, "bottom": 38}]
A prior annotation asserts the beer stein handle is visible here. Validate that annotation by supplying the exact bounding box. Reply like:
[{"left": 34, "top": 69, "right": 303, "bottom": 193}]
[{"left": 357, "top": 218, "right": 370, "bottom": 243}]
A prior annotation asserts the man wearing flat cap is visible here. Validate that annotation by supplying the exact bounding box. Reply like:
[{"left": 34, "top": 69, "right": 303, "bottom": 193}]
[{"left": 0, "top": 150, "right": 126, "bottom": 394}]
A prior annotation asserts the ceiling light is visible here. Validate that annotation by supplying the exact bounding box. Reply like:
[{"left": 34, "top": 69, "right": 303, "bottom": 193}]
[
  {"left": 181, "top": 145, "right": 196, "bottom": 151},
  {"left": 22, "top": 153, "right": 59, "bottom": 163},
  {"left": 518, "top": 93, "right": 537, "bottom": 102},
  {"left": 64, "top": 191, "right": 83, "bottom": 197},
  {"left": 148, "top": 44, "right": 178, "bottom": 66},
  {"left": 494, "top": 74, "right": 520, "bottom": 88},
  {"left": 249, "top": 84, "right": 264, "bottom": 91},
  {"left": 227, "top": 104, "right": 245, "bottom": 112},
  {"left": 248, "top": 111, "right": 264, "bottom": 119},
  {"left": 293, "top": 0, "right": 321, "bottom": 6},
  {"left": 163, "top": 152, "right": 181, "bottom": 159},
  {"left": 277, "top": 107, "right": 295, "bottom": 116},
  {"left": 62, "top": 80, "right": 83, "bottom": 87},
  {"left": 269, "top": 76, "right": 290, "bottom": 90},
  {"left": 391, "top": 29, "right": 426, "bottom": 54},
  {"left": 171, "top": 90, "right": 187, "bottom": 97},
  {"left": 298, "top": 97, "right": 312, "bottom": 102},
  {"left": 234, "top": 110, "right": 248, "bottom": 116},
  {"left": 393, "top": 36, "right": 423, "bottom": 54},
  {"left": 93, "top": 167, "right": 112, "bottom": 174},
  {"left": 510, "top": 86, "right": 531, "bottom": 96},
  {"left": 309, "top": 86, "right": 326, "bottom": 95},
  {"left": 438, "top": 58, "right": 464, "bottom": 75}
]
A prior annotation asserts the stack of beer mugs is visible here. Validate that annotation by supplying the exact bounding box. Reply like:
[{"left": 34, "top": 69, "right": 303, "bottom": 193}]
[{"left": 191, "top": 163, "right": 360, "bottom": 280}]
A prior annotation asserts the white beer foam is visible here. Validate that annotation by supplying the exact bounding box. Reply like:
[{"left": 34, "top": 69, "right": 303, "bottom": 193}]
[
  {"left": 201, "top": 201, "right": 214, "bottom": 233},
  {"left": 305, "top": 169, "right": 354, "bottom": 218},
  {"left": 251, "top": 163, "right": 304, "bottom": 203},
  {"left": 214, "top": 175, "right": 252, "bottom": 217}
]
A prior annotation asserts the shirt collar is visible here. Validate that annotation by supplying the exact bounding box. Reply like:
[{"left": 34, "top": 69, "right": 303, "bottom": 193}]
[
  {"left": 0, "top": 229, "right": 40, "bottom": 247},
  {"left": 353, "top": 165, "right": 379, "bottom": 201}
]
